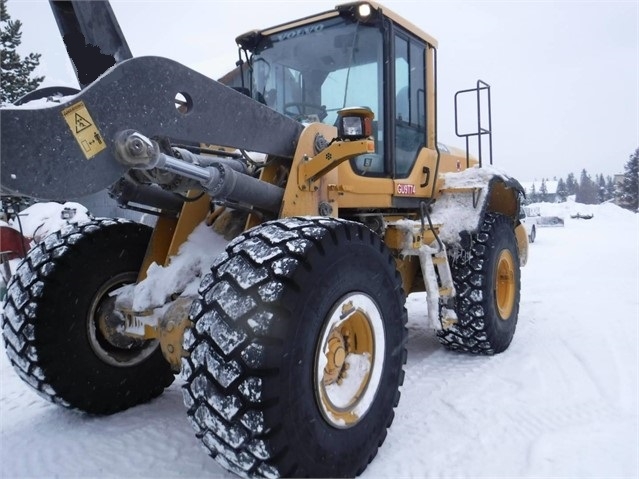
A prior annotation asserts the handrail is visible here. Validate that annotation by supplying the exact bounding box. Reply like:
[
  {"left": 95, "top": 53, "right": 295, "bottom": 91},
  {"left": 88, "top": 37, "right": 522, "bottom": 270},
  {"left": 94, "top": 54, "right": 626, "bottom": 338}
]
[{"left": 453, "top": 80, "right": 493, "bottom": 168}]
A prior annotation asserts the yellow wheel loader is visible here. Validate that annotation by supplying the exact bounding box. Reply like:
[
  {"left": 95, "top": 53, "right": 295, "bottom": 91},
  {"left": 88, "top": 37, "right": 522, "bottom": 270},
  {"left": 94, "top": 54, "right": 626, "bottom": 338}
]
[{"left": 1, "top": 1, "right": 528, "bottom": 477}]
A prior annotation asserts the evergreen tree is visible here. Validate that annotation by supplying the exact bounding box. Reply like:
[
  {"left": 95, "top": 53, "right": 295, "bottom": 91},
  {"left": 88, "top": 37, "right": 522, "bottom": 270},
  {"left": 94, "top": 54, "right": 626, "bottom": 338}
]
[
  {"left": 1, "top": 0, "right": 44, "bottom": 105},
  {"left": 617, "top": 148, "right": 639, "bottom": 212},
  {"left": 605, "top": 175, "right": 616, "bottom": 202},
  {"left": 529, "top": 183, "right": 538, "bottom": 204},
  {"left": 597, "top": 174, "right": 607, "bottom": 203},
  {"left": 576, "top": 169, "right": 599, "bottom": 204},
  {"left": 565, "top": 173, "right": 578, "bottom": 196},
  {"left": 539, "top": 178, "right": 548, "bottom": 202},
  {"left": 556, "top": 178, "right": 568, "bottom": 202}
]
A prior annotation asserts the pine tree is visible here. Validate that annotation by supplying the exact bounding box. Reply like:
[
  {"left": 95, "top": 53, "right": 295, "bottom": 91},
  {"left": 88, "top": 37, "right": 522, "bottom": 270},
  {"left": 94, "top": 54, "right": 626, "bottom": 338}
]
[
  {"left": 539, "top": 178, "right": 548, "bottom": 202},
  {"left": 566, "top": 173, "right": 578, "bottom": 196},
  {"left": 1, "top": 0, "right": 44, "bottom": 105},
  {"left": 576, "top": 169, "right": 598, "bottom": 205},
  {"left": 529, "top": 183, "right": 538, "bottom": 204},
  {"left": 596, "top": 174, "right": 607, "bottom": 203},
  {"left": 556, "top": 178, "right": 568, "bottom": 202},
  {"left": 617, "top": 148, "right": 639, "bottom": 212},
  {"left": 605, "top": 175, "right": 616, "bottom": 202}
]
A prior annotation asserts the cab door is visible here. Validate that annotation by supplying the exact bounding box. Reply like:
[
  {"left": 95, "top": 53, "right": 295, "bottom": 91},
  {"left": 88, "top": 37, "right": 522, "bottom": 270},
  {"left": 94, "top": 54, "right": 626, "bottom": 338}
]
[{"left": 392, "top": 30, "right": 438, "bottom": 205}]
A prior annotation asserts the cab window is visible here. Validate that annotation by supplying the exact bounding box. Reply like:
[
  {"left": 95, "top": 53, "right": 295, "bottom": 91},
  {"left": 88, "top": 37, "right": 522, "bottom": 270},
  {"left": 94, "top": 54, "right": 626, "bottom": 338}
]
[{"left": 394, "top": 33, "right": 426, "bottom": 178}]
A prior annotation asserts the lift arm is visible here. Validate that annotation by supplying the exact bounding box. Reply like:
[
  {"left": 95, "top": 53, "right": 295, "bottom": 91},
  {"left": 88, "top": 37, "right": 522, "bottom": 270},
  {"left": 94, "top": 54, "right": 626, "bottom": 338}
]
[{"left": 0, "top": 56, "right": 303, "bottom": 200}]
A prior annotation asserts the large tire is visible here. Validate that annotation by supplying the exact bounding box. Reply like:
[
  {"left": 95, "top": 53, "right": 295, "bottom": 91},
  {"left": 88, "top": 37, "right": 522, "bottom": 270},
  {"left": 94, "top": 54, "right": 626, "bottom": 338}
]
[
  {"left": 438, "top": 213, "right": 521, "bottom": 354},
  {"left": 182, "top": 217, "right": 407, "bottom": 478},
  {"left": 1, "top": 218, "right": 174, "bottom": 414}
]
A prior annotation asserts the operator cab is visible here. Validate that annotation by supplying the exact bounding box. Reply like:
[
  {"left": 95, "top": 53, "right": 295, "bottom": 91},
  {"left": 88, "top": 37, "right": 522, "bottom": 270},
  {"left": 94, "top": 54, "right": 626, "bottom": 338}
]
[{"left": 233, "top": 1, "right": 438, "bottom": 182}]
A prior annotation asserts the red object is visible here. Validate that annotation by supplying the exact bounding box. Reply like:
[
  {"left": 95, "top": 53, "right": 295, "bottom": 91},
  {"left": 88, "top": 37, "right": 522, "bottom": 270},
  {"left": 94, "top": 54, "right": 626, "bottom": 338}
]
[{"left": 0, "top": 225, "right": 31, "bottom": 260}]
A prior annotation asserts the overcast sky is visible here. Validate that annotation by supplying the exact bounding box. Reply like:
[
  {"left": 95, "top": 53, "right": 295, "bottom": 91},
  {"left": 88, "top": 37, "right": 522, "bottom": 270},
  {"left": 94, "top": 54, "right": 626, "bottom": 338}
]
[{"left": 6, "top": 0, "right": 638, "bottom": 182}]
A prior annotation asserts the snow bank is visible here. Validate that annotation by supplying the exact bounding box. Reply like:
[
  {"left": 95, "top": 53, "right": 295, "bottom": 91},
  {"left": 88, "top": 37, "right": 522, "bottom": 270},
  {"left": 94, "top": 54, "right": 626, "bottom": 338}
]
[{"left": 529, "top": 199, "right": 636, "bottom": 222}]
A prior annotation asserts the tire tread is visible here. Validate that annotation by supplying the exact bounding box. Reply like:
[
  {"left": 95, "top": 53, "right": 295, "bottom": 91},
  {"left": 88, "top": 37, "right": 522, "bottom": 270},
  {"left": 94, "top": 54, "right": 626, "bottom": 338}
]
[{"left": 183, "top": 217, "right": 407, "bottom": 478}]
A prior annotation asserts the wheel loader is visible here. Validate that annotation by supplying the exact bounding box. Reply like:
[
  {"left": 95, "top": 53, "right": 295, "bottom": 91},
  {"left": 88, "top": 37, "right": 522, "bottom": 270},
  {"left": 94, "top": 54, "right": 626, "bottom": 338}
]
[{"left": 0, "top": 1, "right": 528, "bottom": 477}]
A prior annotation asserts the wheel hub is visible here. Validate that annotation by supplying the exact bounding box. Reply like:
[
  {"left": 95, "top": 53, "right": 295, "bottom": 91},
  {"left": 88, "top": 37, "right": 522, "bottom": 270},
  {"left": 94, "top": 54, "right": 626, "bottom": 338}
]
[
  {"left": 495, "top": 249, "right": 515, "bottom": 319},
  {"left": 315, "top": 293, "right": 385, "bottom": 429},
  {"left": 87, "top": 272, "right": 158, "bottom": 367},
  {"left": 96, "top": 295, "right": 145, "bottom": 350},
  {"left": 323, "top": 329, "right": 348, "bottom": 385}
]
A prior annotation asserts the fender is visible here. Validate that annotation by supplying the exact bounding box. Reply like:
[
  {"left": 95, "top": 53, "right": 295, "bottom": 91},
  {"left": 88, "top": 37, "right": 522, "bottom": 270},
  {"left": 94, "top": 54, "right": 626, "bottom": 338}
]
[{"left": 431, "top": 167, "right": 525, "bottom": 247}]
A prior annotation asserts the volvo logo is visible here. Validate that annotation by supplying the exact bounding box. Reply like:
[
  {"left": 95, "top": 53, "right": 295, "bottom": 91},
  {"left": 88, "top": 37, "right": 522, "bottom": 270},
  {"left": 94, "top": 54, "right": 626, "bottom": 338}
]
[{"left": 276, "top": 24, "right": 324, "bottom": 42}]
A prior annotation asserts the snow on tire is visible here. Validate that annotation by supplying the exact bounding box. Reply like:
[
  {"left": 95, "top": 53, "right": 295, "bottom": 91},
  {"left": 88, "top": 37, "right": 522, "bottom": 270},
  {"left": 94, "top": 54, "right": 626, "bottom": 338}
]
[
  {"left": 438, "top": 212, "right": 521, "bottom": 355},
  {"left": 1, "top": 218, "right": 174, "bottom": 414},
  {"left": 182, "top": 216, "right": 407, "bottom": 478}
]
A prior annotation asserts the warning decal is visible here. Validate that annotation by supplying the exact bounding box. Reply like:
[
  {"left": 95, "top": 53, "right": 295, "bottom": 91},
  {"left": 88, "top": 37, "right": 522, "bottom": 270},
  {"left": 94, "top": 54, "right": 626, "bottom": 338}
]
[
  {"left": 74, "top": 112, "right": 92, "bottom": 133},
  {"left": 61, "top": 101, "right": 106, "bottom": 160}
]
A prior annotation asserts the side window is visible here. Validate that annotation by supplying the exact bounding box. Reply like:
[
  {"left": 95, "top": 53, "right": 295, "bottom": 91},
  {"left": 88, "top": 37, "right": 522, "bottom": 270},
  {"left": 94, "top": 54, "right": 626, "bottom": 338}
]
[
  {"left": 395, "top": 38, "right": 409, "bottom": 122},
  {"left": 394, "top": 34, "right": 426, "bottom": 178}
]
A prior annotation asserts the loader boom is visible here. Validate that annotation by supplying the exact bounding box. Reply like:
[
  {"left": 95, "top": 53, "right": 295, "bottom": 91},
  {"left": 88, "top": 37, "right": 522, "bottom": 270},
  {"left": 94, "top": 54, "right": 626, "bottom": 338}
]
[{"left": 0, "top": 56, "right": 303, "bottom": 200}]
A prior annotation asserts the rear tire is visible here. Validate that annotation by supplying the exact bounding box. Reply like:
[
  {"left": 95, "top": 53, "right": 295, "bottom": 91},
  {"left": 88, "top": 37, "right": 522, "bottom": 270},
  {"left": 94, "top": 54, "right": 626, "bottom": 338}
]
[
  {"left": 1, "top": 219, "right": 174, "bottom": 414},
  {"left": 438, "top": 213, "right": 521, "bottom": 354},
  {"left": 182, "top": 217, "right": 407, "bottom": 478}
]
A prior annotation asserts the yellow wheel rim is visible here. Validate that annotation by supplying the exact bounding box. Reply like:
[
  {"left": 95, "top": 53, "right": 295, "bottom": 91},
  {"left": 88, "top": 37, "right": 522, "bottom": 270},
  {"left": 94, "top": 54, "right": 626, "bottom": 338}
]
[
  {"left": 495, "top": 249, "right": 516, "bottom": 320},
  {"left": 314, "top": 293, "right": 385, "bottom": 429}
]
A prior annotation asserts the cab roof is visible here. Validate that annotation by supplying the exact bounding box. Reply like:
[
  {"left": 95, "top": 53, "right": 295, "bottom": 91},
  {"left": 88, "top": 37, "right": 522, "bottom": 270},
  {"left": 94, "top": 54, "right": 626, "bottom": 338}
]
[{"left": 237, "top": 1, "right": 438, "bottom": 50}]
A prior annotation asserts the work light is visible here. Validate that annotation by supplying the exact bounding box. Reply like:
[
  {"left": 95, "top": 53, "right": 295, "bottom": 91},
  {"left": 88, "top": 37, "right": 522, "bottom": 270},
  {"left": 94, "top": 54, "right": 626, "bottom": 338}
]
[{"left": 336, "top": 107, "right": 374, "bottom": 140}]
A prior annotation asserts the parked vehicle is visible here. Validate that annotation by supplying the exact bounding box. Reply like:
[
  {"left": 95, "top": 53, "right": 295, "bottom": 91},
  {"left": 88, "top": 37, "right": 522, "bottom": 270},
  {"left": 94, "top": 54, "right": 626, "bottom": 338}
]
[{"left": 520, "top": 207, "right": 537, "bottom": 243}]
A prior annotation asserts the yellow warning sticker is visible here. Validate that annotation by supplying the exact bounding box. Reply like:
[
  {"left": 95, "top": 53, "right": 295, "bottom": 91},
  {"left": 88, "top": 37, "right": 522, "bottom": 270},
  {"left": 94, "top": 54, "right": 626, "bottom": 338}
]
[{"left": 61, "top": 101, "right": 106, "bottom": 160}]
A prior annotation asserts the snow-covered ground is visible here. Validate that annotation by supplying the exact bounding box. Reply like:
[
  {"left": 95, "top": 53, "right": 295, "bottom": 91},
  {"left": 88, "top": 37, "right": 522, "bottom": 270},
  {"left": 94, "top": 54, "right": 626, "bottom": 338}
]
[{"left": 1, "top": 200, "right": 637, "bottom": 478}]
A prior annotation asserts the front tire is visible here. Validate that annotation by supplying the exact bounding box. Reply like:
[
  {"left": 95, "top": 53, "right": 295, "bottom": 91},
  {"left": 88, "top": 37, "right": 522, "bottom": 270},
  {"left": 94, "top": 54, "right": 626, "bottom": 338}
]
[
  {"left": 182, "top": 217, "right": 407, "bottom": 478},
  {"left": 438, "top": 213, "right": 521, "bottom": 354},
  {"left": 1, "top": 219, "right": 174, "bottom": 414}
]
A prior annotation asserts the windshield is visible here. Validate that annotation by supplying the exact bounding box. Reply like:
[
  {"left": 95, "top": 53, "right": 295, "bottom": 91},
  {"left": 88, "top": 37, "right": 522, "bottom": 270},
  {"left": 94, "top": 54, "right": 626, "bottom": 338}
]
[{"left": 249, "top": 16, "right": 384, "bottom": 127}]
